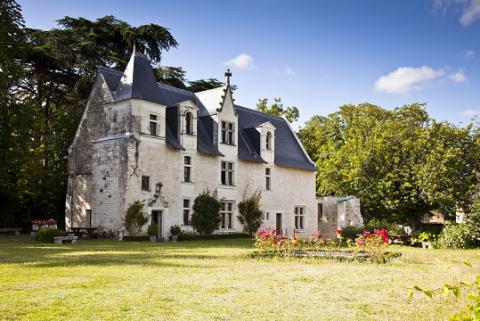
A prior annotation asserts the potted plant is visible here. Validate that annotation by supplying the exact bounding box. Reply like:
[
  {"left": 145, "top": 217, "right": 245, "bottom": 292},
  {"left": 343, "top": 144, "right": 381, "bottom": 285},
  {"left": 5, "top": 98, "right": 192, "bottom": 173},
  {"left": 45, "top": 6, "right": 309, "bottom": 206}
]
[
  {"left": 147, "top": 223, "right": 157, "bottom": 242},
  {"left": 170, "top": 225, "right": 181, "bottom": 242}
]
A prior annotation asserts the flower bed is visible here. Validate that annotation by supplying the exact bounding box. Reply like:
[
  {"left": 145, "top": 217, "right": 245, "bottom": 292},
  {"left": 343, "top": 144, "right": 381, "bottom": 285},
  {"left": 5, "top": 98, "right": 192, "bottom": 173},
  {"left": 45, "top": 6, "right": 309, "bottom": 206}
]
[
  {"left": 252, "top": 228, "right": 400, "bottom": 263},
  {"left": 32, "top": 219, "right": 57, "bottom": 231}
]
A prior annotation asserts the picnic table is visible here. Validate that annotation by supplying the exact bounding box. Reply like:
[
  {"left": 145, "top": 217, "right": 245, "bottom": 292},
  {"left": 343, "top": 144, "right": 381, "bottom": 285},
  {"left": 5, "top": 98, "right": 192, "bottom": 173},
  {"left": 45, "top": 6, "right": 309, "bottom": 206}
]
[{"left": 70, "top": 227, "right": 96, "bottom": 236}]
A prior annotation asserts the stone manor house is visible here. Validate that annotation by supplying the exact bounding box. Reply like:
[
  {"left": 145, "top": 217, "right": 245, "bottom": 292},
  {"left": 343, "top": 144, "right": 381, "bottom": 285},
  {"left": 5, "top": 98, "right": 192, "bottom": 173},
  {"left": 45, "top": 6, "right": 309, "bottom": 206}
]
[{"left": 66, "top": 50, "right": 361, "bottom": 239}]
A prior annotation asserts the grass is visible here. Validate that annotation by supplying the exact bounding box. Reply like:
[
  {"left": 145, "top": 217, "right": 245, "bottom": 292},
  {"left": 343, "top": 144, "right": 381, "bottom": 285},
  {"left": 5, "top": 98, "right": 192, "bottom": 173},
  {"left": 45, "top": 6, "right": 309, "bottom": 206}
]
[{"left": 0, "top": 236, "right": 479, "bottom": 321}]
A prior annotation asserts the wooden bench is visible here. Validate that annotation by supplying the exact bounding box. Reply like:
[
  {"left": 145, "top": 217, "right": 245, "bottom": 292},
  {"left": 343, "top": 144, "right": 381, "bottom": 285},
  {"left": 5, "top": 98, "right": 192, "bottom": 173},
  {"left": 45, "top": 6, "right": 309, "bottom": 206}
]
[
  {"left": 0, "top": 227, "right": 22, "bottom": 235},
  {"left": 54, "top": 235, "right": 78, "bottom": 244}
]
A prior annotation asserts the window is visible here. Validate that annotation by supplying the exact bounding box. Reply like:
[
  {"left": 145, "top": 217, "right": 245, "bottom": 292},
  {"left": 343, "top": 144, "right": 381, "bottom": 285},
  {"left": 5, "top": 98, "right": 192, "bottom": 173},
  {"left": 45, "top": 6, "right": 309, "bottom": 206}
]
[
  {"left": 184, "top": 156, "right": 192, "bottom": 183},
  {"left": 86, "top": 209, "right": 92, "bottom": 228},
  {"left": 112, "top": 111, "right": 118, "bottom": 123},
  {"left": 266, "top": 131, "right": 272, "bottom": 150},
  {"left": 220, "top": 201, "right": 234, "bottom": 229},
  {"left": 294, "top": 206, "right": 305, "bottom": 230},
  {"left": 265, "top": 168, "right": 271, "bottom": 190},
  {"left": 221, "top": 121, "right": 234, "bottom": 145},
  {"left": 318, "top": 203, "right": 323, "bottom": 220},
  {"left": 183, "top": 199, "right": 190, "bottom": 225},
  {"left": 265, "top": 211, "right": 270, "bottom": 220},
  {"left": 141, "top": 176, "right": 150, "bottom": 191},
  {"left": 185, "top": 112, "right": 193, "bottom": 135},
  {"left": 221, "top": 161, "right": 234, "bottom": 186},
  {"left": 149, "top": 114, "right": 158, "bottom": 136}
]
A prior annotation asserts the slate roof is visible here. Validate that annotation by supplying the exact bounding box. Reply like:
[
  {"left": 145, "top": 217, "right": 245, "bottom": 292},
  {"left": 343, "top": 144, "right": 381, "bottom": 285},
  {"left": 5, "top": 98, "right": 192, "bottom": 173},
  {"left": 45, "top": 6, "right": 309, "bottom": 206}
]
[{"left": 96, "top": 51, "right": 316, "bottom": 171}]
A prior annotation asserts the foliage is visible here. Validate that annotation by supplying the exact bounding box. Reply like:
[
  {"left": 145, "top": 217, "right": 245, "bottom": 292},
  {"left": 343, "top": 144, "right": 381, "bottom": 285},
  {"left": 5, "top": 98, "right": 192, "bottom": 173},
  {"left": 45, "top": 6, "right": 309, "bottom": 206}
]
[
  {"left": 435, "top": 223, "right": 480, "bottom": 249},
  {"left": 147, "top": 223, "right": 157, "bottom": 236},
  {"left": 122, "top": 236, "right": 149, "bottom": 242},
  {"left": 409, "top": 261, "right": 480, "bottom": 321},
  {"left": 170, "top": 225, "right": 181, "bottom": 236},
  {"left": 298, "top": 103, "right": 480, "bottom": 227},
  {"left": 237, "top": 190, "right": 263, "bottom": 236},
  {"left": 36, "top": 228, "right": 67, "bottom": 243},
  {"left": 339, "top": 226, "right": 364, "bottom": 240},
  {"left": 191, "top": 190, "right": 221, "bottom": 236},
  {"left": 364, "top": 218, "right": 404, "bottom": 235},
  {"left": 467, "top": 197, "right": 480, "bottom": 225},
  {"left": 178, "top": 232, "right": 250, "bottom": 241},
  {"left": 187, "top": 78, "right": 225, "bottom": 92},
  {"left": 256, "top": 97, "right": 299, "bottom": 123},
  {"left": 124, "top": 201, "right": 148, "bottom": 234},
  {"left": 354, "top": 230, "right": 390, "bottom": 261},
  {"left": 412, "top": 231, "right": 437, "bottom": 243}
]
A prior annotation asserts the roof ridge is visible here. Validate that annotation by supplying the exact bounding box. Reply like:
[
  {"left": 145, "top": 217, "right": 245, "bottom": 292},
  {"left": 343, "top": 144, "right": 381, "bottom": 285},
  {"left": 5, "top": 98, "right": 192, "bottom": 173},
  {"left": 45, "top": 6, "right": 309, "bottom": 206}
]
[{"left": 235, "top": 105, "right": 284, "bottom": 120}]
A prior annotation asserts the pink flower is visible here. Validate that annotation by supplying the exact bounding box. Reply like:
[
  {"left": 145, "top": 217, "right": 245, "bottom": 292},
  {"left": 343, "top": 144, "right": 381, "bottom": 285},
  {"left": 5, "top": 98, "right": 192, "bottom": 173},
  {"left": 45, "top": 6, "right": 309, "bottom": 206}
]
[{"left": 336, "top": 229, "right": 342, "bottom": 235}]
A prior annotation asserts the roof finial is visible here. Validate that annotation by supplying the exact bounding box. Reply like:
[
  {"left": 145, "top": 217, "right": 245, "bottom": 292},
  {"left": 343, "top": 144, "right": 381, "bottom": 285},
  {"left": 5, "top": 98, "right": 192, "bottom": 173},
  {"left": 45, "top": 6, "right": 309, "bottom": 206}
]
[{"left": 224, "top": 69, "right": 232, "bottom": 87}]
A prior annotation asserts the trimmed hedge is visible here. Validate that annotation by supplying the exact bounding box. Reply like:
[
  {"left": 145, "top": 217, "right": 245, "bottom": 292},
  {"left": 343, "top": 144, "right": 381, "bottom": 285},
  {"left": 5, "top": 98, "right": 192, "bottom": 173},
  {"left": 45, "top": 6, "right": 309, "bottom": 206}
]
[
  {"left": 123, "top": 236, "right": 149, "bottom": 242},
  {"left": 178, "top": 233, "right": 250, "bottom": 241}
]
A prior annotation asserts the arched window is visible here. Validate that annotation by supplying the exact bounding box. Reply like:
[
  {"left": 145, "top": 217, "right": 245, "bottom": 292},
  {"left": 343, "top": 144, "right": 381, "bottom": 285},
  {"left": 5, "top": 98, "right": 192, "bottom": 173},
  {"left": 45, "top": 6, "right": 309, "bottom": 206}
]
[
  {"left": 185, "top": 112, "right": 193, "bottom": 135},
  {"left": 266, "top": 131, "right": 272, "bottom": 150}
]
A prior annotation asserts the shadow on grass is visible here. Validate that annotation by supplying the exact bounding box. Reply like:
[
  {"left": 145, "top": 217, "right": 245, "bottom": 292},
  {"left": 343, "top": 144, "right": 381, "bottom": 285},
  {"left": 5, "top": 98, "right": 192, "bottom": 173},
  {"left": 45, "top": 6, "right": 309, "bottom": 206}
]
[{"left": 0, "top": 236, "right": 253, "bottom": 268}]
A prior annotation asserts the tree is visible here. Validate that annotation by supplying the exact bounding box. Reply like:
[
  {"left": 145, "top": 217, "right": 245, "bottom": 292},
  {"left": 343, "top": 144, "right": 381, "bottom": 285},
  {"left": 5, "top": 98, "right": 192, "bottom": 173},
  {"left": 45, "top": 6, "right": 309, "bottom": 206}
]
[
  {"left": 256, "top": 97, "right": 299, "bottom": 123},
  {"left": 237, "top": 190, "right": 263, "bottom": 236},
  {"left": 154, "top": 66, "right": 187, "bottom": 89},
  {"left": 187, "top": 78, "right": 224, "bottom": 92},
  {"left": 124, "top": 201, "right": 148, "bottom": 234},
  {"left": 298, "top": 103, "right": 480, "bottom": 227},
  {"left": 191, "top": 191, "right": 221, "bottom": 235}
]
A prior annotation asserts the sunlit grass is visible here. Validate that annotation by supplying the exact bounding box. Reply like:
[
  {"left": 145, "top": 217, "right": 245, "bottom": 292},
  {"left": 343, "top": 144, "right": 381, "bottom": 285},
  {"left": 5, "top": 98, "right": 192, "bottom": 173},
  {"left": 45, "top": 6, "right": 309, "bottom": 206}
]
[{"left": 0, "top": 236, "right": 479, "bottom": 320}]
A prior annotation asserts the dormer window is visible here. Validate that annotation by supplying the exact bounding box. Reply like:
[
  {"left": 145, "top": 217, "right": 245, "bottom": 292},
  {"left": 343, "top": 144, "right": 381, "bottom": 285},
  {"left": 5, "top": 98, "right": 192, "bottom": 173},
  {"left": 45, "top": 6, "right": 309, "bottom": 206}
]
[
  {"left": 185, "top": 112, "right": 193, "bottom": 135},
  {"left": 266, "top": 131, "right": 272, "bottom": 150},
  {"left": 221, "top": 121, "right": 234, "bottom": 145},
  {"left": 149, "top": 114, "right": 158, "bottom": 136}
]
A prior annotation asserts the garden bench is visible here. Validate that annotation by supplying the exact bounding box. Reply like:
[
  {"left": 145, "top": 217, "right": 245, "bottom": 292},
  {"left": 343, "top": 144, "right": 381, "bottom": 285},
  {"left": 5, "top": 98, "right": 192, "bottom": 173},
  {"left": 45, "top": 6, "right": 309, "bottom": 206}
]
[
  {"left": 0, "top": 227, "right": 21, "bottom": 235},
  {"left": 54, "top": 235, "right": 78, "bottom": 244}
]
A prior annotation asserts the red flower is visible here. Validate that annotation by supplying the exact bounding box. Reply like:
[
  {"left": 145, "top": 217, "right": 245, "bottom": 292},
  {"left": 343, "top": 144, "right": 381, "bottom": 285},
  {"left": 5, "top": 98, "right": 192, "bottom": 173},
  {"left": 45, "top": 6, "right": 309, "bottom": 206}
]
[{"left": 336, "top": 229, "right": 342, "bottom": 235}]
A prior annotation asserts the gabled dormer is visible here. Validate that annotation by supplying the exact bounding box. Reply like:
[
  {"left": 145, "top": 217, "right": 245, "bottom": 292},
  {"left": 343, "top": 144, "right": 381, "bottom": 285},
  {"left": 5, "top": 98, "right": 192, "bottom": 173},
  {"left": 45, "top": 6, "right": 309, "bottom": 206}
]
[
  {"left": 256, "top": 121, "right": 276, "bottom": 163},
  {"left": 177, "top": 100, "right": 198, "bottom": 151}
]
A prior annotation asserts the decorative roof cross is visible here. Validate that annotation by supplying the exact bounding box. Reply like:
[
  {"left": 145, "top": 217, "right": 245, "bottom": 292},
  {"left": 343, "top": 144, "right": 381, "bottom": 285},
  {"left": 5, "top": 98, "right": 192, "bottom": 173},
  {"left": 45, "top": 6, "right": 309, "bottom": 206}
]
[{"left": 224, "top": 69, "right": 232, "bottom": 86}]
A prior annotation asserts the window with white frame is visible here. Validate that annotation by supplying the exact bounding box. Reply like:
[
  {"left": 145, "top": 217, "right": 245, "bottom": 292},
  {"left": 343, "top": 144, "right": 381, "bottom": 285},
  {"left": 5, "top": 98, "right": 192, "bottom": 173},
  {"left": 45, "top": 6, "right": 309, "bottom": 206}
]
[
  {"left": 185, "top": 112, "right": 193, "bottom": 135},
  {"left": 149, "top": 114, "right": 158, "bottom": 136},
  {"left": 221, "top": 121, "right": 234, "bottom": 145},
  {"left": 220, "top": 201, "right": 234, "bottom": 229},
  {"left": 265, "top": 168, "right": 271, "bottom": 190},
  {"left": 184, "top": 156, "right": 192, "bottom": 183},
  {"left": 183, "top": 199, "right": 191, "bottom": 225},
  {"left": 221, "top": 161, "right": 234, "bottom": 186},
  {"left": 266, "top": 131, "right": 272, "bottom": 150},
  {"left": 294, "top": 206, "right": 305, "bottom": 229}
]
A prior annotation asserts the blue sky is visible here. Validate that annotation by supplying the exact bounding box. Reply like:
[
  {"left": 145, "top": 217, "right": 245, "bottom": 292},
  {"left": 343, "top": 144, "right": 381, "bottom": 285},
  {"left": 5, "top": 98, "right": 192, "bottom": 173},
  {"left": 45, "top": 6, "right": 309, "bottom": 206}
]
[{"left": 19, "top": 0, "right": 480, "bottom": 128}]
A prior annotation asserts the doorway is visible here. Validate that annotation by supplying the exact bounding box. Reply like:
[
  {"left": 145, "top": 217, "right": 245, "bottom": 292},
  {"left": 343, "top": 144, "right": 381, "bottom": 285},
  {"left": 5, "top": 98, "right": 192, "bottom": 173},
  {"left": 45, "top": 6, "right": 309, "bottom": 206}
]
[
  {"left": 276, "top": 213, "right": 282, "bottom": 235},
  {"left": 151, "top": 210, "right": 163, "bottom": 239}
]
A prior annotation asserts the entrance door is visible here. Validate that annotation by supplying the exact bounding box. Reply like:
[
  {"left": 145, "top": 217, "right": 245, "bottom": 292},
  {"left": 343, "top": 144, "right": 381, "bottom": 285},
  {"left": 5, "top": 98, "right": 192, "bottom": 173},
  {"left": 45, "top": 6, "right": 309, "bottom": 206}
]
[
  {"left": 276, "top": 213, "right": 282, "bottom": 235},
  {"left": 151, "top": 210, "right": 163, "bottom": 239}
]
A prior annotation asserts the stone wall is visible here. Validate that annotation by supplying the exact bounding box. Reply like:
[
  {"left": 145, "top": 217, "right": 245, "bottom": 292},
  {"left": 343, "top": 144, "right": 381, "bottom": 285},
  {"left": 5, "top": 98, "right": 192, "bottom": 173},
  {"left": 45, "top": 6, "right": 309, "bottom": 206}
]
[{"left": 317, "top": 196, "right": 364, "bottom": 239}]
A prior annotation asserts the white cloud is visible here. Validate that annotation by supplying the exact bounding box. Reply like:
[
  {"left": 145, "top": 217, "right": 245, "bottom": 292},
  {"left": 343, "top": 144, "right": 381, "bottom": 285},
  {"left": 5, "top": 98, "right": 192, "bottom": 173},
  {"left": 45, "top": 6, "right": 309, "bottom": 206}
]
[
  {"left": 461, "top": 109, "right": 480, "bottom": 116},
  {"left": 465, "top": 50, "right": 476, "bottom": 60},
  {"left": 225, "top": 53, "right": 254, "bottom": 69},
  {"left": 449, "top": 70, "right": 468, "bottom": 82},
  {"left": 433, "top": 0, "right": 480, "bottom": 26},
  {"left": 274, "top": 66, "right": 295, "bottom": 76},
  {"left": 374, "top": 66, "right": 445, "bottom": 94}
]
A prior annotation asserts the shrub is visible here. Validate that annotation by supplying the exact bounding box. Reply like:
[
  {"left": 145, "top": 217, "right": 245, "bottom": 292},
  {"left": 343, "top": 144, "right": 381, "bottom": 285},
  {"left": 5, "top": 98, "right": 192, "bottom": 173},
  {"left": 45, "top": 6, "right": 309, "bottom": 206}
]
[
  {"left": 147, "top": 223, "right": 157, "bottom": 236},
  {"left": 191, "top": 190, "right": 221, "bottom": 236},
  {"left": 237, "top": 190, "right": 263, "bottom": 237},
  {"left": 178, "top": 232, "right": 250, "bottom": 241},
  {"left": 123, "top": 236, "right": 149, "bottom": 242},
  {"left": 340, "top": 226, "right": 363, "bottom": 240},
  {"left": 124, "top": 201, "right": 148, "bottom": 234},
  {"left": 435, "top": 223, "right": 480, "bottom": 249},
  {"left": 365, "top": 218, "right": 403, "bottom": 235},
  {"left": 36, "top": 228, "right": 67, "bottom": 243},
  {"left": 170, "top": 225, "right": 181, "bottom": 235}
]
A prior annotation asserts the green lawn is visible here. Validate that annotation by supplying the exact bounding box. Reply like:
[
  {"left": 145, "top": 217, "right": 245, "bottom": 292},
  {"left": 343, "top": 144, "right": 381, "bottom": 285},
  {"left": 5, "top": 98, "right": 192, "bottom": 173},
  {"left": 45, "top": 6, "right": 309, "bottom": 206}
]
[{"left": 0, "top": 236, "right": 479, "bottom": 321}]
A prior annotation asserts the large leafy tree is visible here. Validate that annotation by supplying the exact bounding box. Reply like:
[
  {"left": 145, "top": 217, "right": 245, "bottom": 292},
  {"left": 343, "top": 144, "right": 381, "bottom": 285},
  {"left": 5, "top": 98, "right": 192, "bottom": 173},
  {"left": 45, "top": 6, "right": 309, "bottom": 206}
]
[
  {"left": 298, "top": 103, "right": 480, "bottom": 227},
  {"left": 256, "top": 97, "right": 299, "bottom": 123}
]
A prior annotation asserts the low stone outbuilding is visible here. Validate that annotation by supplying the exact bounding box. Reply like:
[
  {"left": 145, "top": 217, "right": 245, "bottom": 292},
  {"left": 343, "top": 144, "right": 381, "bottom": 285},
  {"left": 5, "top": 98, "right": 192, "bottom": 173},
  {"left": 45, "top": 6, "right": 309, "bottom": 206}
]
[{"left": 317, "top": 196, "right": 363, "bottom": 239}]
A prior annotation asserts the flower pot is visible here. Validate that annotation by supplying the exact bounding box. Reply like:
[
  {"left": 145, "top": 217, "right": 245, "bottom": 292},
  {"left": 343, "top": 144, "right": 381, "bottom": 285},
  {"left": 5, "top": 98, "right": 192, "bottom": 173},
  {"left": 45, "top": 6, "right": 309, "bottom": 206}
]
[
  {"left": 149, "top": 235, "right": 157, "bottom": 242},
  {"left": 421, "top": 241, "right": 432, "bottom": 249},
  {"left": 170, "top": 235, "right": 178, "bottom": 242}
]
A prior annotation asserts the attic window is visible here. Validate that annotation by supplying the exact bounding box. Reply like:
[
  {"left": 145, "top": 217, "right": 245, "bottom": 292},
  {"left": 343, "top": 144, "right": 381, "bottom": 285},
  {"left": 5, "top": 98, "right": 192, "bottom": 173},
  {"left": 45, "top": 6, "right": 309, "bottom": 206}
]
[
  {"left": 266, "top": 131, "right": 272, "bottom": 150},
  {"left": 221, "top": 121, "right": 234, "bottom": 145},
  {"left": 149, "top": 114, "right": 158, "bottom": 136},
  {"left": 185, "top": 112, "right": 193, "bottom": 135}
]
